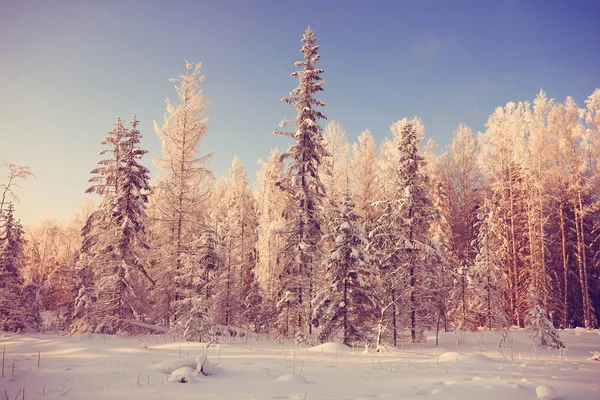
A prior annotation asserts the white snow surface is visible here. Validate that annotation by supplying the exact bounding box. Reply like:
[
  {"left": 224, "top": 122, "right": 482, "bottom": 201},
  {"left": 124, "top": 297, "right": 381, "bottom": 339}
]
[
  {"left": 306, "top": 342, "right": 352, "bottom": 353},
  {"left": 149, "top": 356, "right": 199, "bottom": 374},
  {"left": 437, "top": 351, "right": 494, "bottom": 364},
  {"left": 1, "top": 329, "right": 599, "bottom": 399},
  {"left": 275, "top": 373, "right": 309, "bottom": 383}
]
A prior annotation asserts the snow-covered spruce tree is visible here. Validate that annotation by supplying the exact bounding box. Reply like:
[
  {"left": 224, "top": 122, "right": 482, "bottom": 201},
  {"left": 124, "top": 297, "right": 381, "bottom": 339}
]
[
  {"left": 448, "top": 262, "right": 479, "bottom": 334},
  {"left": 153, "top": 61, "right": 214, "bottom": 326},
  {"left": 71, "top": 254, "right": 97, "bottom": 330},
  {"left": 182, "top": 297, "right": 215, "bottom": 342},
  {"left": 86, "top": 117, "right": 127, "bottom": 196},
  {"left": 471, "top": 199, "right": 509, "bottom": 329},
  {"left": 170, "top": 232, "right": 212, "bottom": 332},
  {"left": 274, "top": 26, "right": 328, "bottom": 337},
  {"left": 22, "top": 282, "right": 42, "bottom": 331},
  {"left": 76, "top": 117, "right": 154, "bottom": 333},
  {"left": 173, "top": 227, "right": 221, "bottom": 341},
  {"left": 422, "top": 138, "right": 455, "bottom": 339},
  {"left": 114, "top": 117, "right": 154, "bottom": 285},
  {"left": 74, "top": 117, "right": 127, "bottom": 330},
  {"left": 312, "top": 188, "right": 376, "bottom": 346},
  {"left": 0, "top": 203, "right": 32, "bottom": 332},
  {"left": 370, "top": 119, "right": 438, "bottom": 346},
  {"left": 391, "top": 118, "right": 438, "bottom": 343},
  {"left": 526, "top": 287, "right": 564, "bottom": 349},
  {"left": 241, "top": 270, "right": 276, "bottom": 333},
  {"left": 195, "top": 226, "right": 220, "bottom": 302},
  {"left": 369, "top": 136, "right": 406, "bottom": 348}
]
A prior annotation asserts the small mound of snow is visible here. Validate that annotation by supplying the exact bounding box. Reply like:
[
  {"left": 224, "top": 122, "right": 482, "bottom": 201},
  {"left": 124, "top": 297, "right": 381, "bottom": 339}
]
[
  {"left": 306, "top": 342, "right": 352, "bottom": 354},
  {"left": 437, "top": 352, "right": 493, "bottom": 364},
  {"left": 170, "top": 367, "right": 196, "bottom": 383},
  {"left": 150, "top": 355, "right": 216, "bottom": 376},
  {"left": 536, "top": 385, "right": 557, "bottom": 400},
  {"left": 149, "top": 357, "right": 197, "bottom": 374},
  {"left": 275, "top": 374, "right": 309, "bottom": 384}
]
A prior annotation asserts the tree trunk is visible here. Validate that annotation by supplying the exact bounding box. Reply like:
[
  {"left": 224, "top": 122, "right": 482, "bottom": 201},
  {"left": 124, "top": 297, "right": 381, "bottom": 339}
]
[
  {"left": 298, "top": 151, "right": 306, "bottom": 334},
  {"left": 408, "top": 206, "right": 417, "bottom": 342},
  {"left": 391, "top": 287, "right": 397, "bottom": 347},
  {"left": 507, "top": 172, "right": 521, "bottom": 327},
  {"left": 435, "top": 311, "right": 440, "bottom": 346},
  {"left": 343, "top": 270, "right": 348, "bottom": 346},
  {"left": 526, "top": 202, "right": 538, "bottom": 299},
  {"left": 559, "top": 200, "right": 569, "bottom": 328},
  {"left": 539, "top": 205, "right": 548, "bottom": 312},
  {"left": 225, "top": 236, "right": 233, "bottom": 326},
  {"left": 175, "top": 108, "right": 189, "bottom": 297},
  {"left": 487, "top": 276, "right": 492, "bottom": 331},
  {"left": 460, "top": 269, "right": 466, "bottom": 328},
  {"left": 575, "top": 193, "right": 593, "bottom": 328},
  {"left": 375, "top": 309, "right": 385, "bottom": 352},
  {"left": 410, "top": 263, "right": 416, "bottom": 342}
]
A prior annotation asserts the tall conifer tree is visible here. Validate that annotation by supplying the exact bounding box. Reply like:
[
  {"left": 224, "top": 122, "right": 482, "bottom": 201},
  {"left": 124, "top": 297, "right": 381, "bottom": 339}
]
[
  {"left": 274, "top": 26, "right": 328, "bottom": 337},
  {"left": 76, "top": 117, "right": 153, "bottom": 332}
]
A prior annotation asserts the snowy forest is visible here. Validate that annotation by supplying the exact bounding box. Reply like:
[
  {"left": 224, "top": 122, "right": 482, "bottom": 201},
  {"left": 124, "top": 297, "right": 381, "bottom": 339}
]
[{"left": 2, "top": 27, "right": 600, "bottom": 349}]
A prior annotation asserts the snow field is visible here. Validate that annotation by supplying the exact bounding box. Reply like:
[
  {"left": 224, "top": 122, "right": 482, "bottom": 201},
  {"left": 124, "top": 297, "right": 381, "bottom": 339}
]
[{"left": 0, "top": 329, "right": 599, "bottom": 399}]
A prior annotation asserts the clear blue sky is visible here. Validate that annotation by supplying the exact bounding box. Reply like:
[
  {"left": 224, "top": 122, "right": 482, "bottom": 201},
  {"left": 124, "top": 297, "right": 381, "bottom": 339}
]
[{"left": 1, "top": 0, "right": 598, "bottom": 225}]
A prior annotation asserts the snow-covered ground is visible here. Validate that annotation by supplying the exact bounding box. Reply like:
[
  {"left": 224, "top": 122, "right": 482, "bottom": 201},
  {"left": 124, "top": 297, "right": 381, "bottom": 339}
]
[{"left": 1, "top": 329, "right": 599, "bottom": 399}]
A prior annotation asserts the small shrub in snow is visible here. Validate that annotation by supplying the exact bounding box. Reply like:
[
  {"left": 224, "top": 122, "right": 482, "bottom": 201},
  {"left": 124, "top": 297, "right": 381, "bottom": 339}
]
[
  {"left": 94, "top": 321, "right": 115, "bottom": 334},
  {"left": 588, "top": 351, "right": 600, "bottom": 361},
  {"left": 295, "top": 331, "right": 310, "bottom": 346},
  {"left": 197, "top": 354, "right": 216, "bottom": 376},
  {"left": 183, "top": 302, "right": 215, "bottom": 342},
  {"left": 526, "top": 304, "right": 564, "bottom": 349}
]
